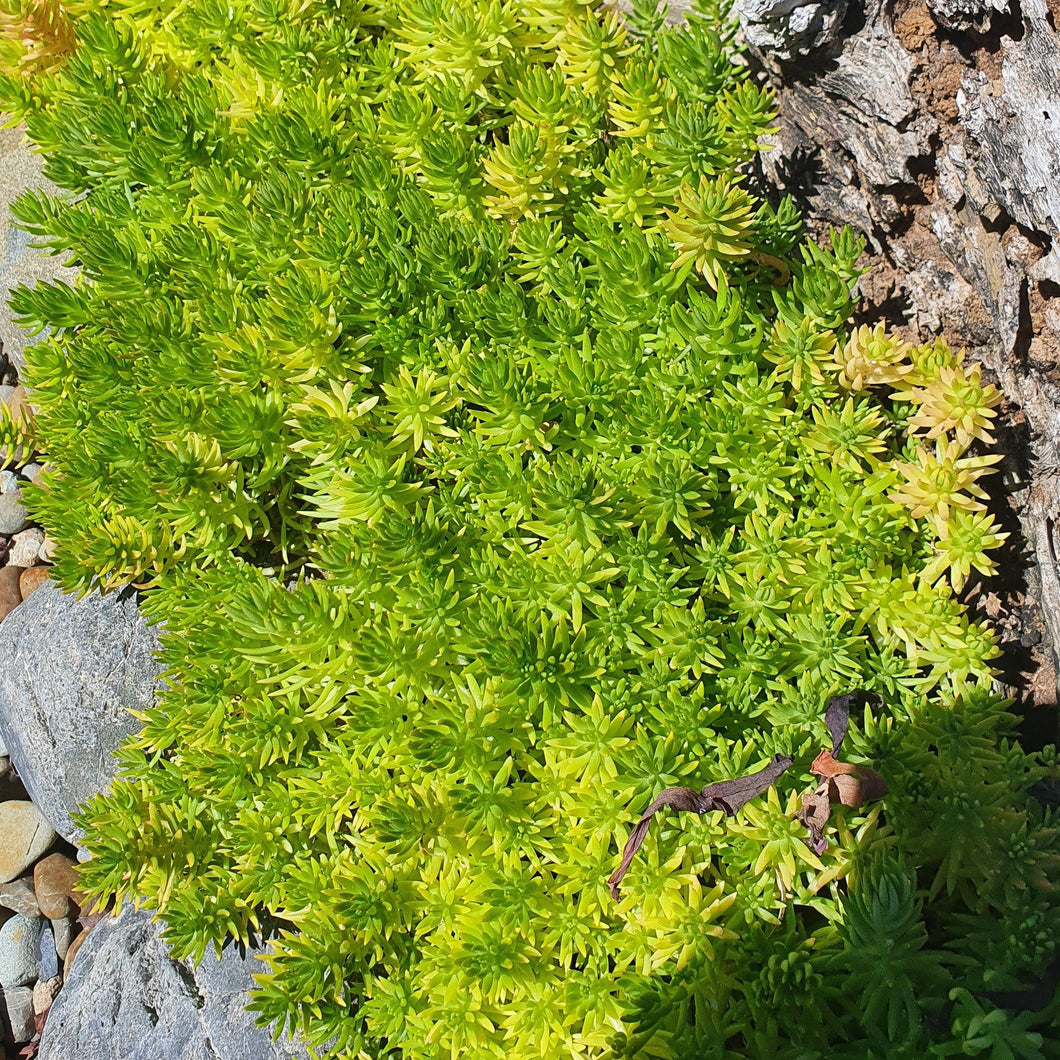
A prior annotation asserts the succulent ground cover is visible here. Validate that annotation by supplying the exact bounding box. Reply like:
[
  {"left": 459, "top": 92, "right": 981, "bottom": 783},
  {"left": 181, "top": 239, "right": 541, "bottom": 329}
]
[{"left": 0, "top": 0, "right": 1057, "bottom": 1056}]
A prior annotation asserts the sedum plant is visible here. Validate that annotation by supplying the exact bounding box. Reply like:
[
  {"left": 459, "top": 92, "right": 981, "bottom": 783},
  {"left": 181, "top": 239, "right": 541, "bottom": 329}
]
[{"left": 0, "top": 0, "right": 1057, "bottom": 1056}]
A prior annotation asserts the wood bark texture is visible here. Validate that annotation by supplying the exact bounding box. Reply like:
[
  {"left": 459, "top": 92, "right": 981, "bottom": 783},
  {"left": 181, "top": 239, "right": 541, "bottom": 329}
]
[{"left": 738, "top": 0, "right": 1060, "bottom": 731}]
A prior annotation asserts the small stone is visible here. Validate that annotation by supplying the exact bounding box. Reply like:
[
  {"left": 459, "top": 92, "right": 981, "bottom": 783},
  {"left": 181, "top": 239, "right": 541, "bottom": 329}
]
[
  {"left": 0, "top": 493, "right": 26, "bottom": 536},
  {"left": 0, "top": 802, "right": 55, "bottom": 884},
  {"left": 18, "top": 463, "right": 40, "bottom": 483},
  {"left": 0, "top": 878, "right": 40, "bottom": 919},
  {"left": 61, "top": 927, "right": 88, "bottom": 973},
  {"left": 37, "top": 921, "right": 57, "bottom": 981},
  {"left": 50, "top": 916, "right": 76, "bottom": 962},
  {"left": 8, "top": 529, "right": 42, "bottom": 569},
  {"left": 0, "top": 387, "right": 14, "bottom": 408},
  {"left": 33, "top": 855, "right": 81, "bottom": 921},
  {"left": 17, "top": 567, "right": 49, "bottom": 601},
  {"left": 0, "top": 567, "right": 22, "bottom": 623},
  {"left": 1, "top": 983, "right": 34, "bottom": 1042},
  {"left": 0, "top": 915, "right": 42, "bottom": 988},
  {"left": 32, "top": 974, "right": 61, "bottom": 1016},
  {"left": 38, "top": 536, "right": 56, "bottom": 563},
  {"left": 5, "top": 387, "right": 33, "bottom": 428},
  {"left": 0, "top": 472, "right": 16, "bottom": 495}
]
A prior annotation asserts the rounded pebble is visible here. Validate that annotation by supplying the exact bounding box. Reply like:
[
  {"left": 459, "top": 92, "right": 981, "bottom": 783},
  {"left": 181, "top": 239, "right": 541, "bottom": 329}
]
[
  {"left": 0, "top": 915, "right": 42, "bottom": 988},
  {"left": 32, "top": 974, "right": 61, "bottom": 1016},
  {"left": 6, "top": 387, "right": 33, "bottom": 427},
  {"left": 37, "top": 920, "right": 58, "bottom": 981},
  {"left": 0, "top": 567, "right": 23, "bottom": 623},
  {"left": 1, "top": 983, "right": 34, "bottom": 1042},
  {"left": 0, "top": 471, "right": 17, "bottom": 495},
  {"left": 8, "top": 529, "right": 42, "bottom": 569},
  {"left": 18, "top": 463, "right": 40, "bottom": 482},
  {"left": 0, "top": 493, "right": 26, "bottom": 536},
  {"left": 0, "top": 802, "right": 55, "bottom": 884},
  {"left": 50, "top": 915, "right": 77, "bottom": 962},
  {"left": 38, "top": 536, "right": 56, "bottom": 563},
  {"left": 0, "top": 878, "right": 40, "bottom": 920},
  {"left": 33, "top": 854, "right": 81, "bottom": 920},
  {"left": 17, "top": 566, "right": 49, "bottom": 601}
]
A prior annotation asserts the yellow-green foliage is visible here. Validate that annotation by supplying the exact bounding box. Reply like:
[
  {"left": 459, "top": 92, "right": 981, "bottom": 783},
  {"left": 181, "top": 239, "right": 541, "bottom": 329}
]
[{"left": 1, "top": 0, "right": 1057, "bottom": 1057}]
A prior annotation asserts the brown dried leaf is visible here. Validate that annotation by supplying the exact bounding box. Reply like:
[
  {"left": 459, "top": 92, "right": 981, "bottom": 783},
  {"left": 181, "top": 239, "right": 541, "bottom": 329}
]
[
  {"left": 798, "top": 786, "right": 833, "bottom": 855},
  {"left": 824, "top": 690, "right": 882, "bottom": 754},
  {"left": 810, "top": 748, "right": 856, "bottom": 777},
  {"left": 608, "top": 753, "right": 793, "bottom": 899},
  {"left": 810, "top": 750, "right": 888, "bottom": 805},
  {"left": 797, "top": 693, "right": 888, "bottom": 851}
]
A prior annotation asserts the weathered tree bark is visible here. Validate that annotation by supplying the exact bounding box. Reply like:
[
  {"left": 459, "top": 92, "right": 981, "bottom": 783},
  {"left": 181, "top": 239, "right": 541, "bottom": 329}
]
[{"left": 736, "top": 0, "right": 1060, "bottom": 734}]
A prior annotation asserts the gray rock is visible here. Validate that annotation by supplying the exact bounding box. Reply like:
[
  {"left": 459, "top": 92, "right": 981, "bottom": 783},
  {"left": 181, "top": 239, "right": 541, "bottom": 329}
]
[
  {"left": 39, "top": 906, "right": 311, "bottom": 1060},
  {"left": 0, "top": 490, "right": 26, "bottom": 535},
  {"left": 19, "top": 462, "right": 41, "bottom": 482},
  {"left": 0, "top": 125, "right": 80, "bottom": 373},
  {"left": 51, "top": 915, "right": 76, "bottom": 961},
  {"left": 0, "top": 470, "right": 17, "bottom": 494},
  {"left": 0, "top": 914, "right": 41, "bottom": 988},
  {"left": 8, "top": 528, "right": 43, "bottom": 568},
  {"left": 0, "top": 584, "right": 164, "bottom": 845},
  {"left": 37, "top": 920, "right": 57, "bottom": 981},
  {"left": 0, "top": 877, "right": 40, "bottom": 919},
  {"left": 2, "top": 982, "right": 35, "bottom": 1042},
  {"left": 0, "top": 386, "right": 13, "bottom": 407}
]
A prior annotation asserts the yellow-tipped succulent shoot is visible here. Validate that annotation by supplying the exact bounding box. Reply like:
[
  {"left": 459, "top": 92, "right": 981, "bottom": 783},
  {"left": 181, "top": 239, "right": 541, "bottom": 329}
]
[
  {"left": 904, "top": 363, "right": 1003, "bottom": 450},
  {"left": 556, "top": 8, "right": 633, "bottom": 97},
  {"left": 608, "top": 53, "right": 672, "bottom": 143},
  {"left": 921, "top": 508, "right": 1009, "bottom": 590},
  {"left": 891, "top": 437, "right": 1002, "bottom": 534},
  {"left": 906, "top": 335, "right": 965, "bottom": 381},
  {"left": 835, "top": 323, "right": 914, "bottom": 391},
  {"left": 0, "top": 0, "right": 75, "bottom": 77},
  {"left": 663, "top": 174, "right": 755, "bottom": 291}
]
